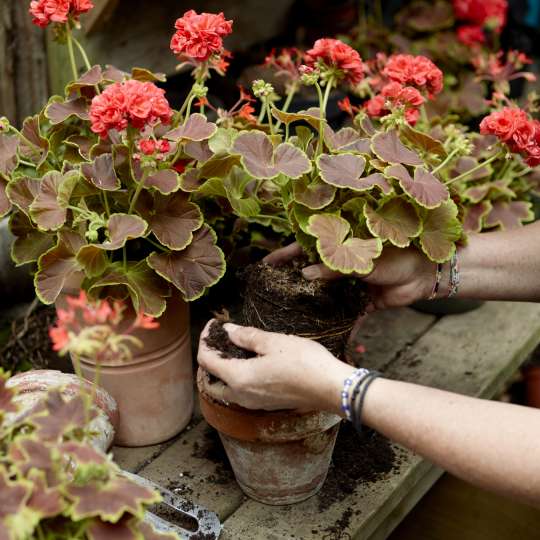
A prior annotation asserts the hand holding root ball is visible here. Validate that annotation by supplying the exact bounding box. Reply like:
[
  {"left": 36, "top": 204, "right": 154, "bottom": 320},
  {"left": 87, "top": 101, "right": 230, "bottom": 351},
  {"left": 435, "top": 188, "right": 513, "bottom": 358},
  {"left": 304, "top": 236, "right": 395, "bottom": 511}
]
[{"left": 198, "top": 320, "right": 349, "bottom": 412}]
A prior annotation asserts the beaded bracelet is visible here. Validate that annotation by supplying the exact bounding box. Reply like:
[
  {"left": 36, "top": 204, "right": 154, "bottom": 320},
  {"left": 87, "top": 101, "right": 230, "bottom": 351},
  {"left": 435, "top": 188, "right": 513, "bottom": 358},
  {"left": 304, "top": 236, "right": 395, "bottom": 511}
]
[
  {"left": 447, "top": 251, "right": 460, "bottom": 298},
  {"left": 341, "top": 368, "right": 370, "bottom": 421},
  {"left": 428, "top": 263, "right": 443, "bottom": 300},
  {"left": 352, "top": 371, "right": 381, "bottom": 432}
]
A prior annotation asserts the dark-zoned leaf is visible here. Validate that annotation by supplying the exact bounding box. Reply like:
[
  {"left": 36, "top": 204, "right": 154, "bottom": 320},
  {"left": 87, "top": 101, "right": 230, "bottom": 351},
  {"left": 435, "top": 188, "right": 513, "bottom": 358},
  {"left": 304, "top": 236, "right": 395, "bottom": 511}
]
[
  {"left": 401, "top": 125, "right": 447, "bottom": 157},
  {"left": 10, "top": 211, "right": 54, "bottom": 265},
  {"left": 307, "top": 214, "right": 382, "bottom": 274},
  {"left": 66, "top": 65, "right": 103, "bottom": 94},
  {"left": 463, "top": 201, "right": 492, "bottom": 233},
  {"left": 463, "top": 180, "right": 514, "bottom": 203},
  {"left": 419, "top": 200, "right": 462, "bottom": 262},
  {"left": 6, "top": 176, "right": 39, "bottom": 218},
  {"left": 35, "top": 231, "right": 85, "bottom": 303},
  {"left": 0, "top": 178, "right": 11, "bottom": 217},
  {"left": 30, "top": 170, "right": 80, "bottom": 230},
  {"left": 185, "top": 140, "right": 213, "bottom": 162},
  {"left": 484, "top": 201, "right": 534, "bottom": 230},
  {"left": 137, "top": 192, "right": 202, "bottom": 250},
  {"left": 293, "top": 176, "right": 335, "bottom": 209},
  {"left": 451, "top": 156, "right": 491, "bottom": 181},
  {"left": 102, "top": 214, "right": 147, "bottom": 249},
  {"left": 179, "top": 169, "right": 203, "bottom": 192},
  {"left": 164, "top": 113, "right": 217, "bottom": 142},
  {"left": 46, "top": 97, "right": 90, "bottom": 124},
  {"left": 0, "top": 469, "right": 31, "bottom": 523},
  {"left": 131, "top": 67, "right": 167, "bottom": 82},
  {"left": 271, "top": 107, "right": 324, "bottom": 129},
  {"left": 147, "top": 225, "right": 225, "bottom": 301},
  {"left": 19, "top": 116, "right": 49, "bottom": 167},
  {"left": 372, "top": 130, "right": 423, "bottom": 166},
  {"left": 233, "top": 131, "right": 311, "bottom": 179},
  {"left": 386, "top": 164, "right": 448, "bottom": 208},
  {"left": 81, "top": 154, "right": 121, "bottom": 191},
  {"left": 365, "top": 199, "right": 421, "bottom": 247},
  {"left": 323, "top": 125, "right": 371, "bottom": 154},
  {"left": 145, "top": 169, "right": 180, "bottom": 195},
  {"left": 0, "top": 134, "right": 19, "bottom": 176},
  {"left": 90, "top": 261, "right": 169, "bottom": 317}
]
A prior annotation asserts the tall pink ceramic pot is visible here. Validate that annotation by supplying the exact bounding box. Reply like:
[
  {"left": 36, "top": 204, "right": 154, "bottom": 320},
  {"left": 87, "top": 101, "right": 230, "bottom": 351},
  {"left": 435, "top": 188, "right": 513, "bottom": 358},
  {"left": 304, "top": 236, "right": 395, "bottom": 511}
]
[{"left": 56, "top": 292, "right": 193, "bottom": 447}]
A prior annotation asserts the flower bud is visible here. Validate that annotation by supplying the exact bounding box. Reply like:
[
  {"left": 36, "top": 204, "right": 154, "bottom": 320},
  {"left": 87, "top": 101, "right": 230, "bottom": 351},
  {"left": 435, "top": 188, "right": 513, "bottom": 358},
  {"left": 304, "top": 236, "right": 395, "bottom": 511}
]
[
  {"left": 252, "top": 79, "right": 275, "bottom": 98},
  {"left": 192, "top": 83, "right": 208, "bottom": 98}
]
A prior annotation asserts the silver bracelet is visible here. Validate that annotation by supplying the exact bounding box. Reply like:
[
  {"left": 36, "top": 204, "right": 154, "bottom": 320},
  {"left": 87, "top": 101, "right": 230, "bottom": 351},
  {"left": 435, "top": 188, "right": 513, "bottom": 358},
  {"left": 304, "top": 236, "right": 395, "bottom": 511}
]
[
  {"left": 447, "top": 250, "right": 460, "bottom": 298},
  {"left": 341, "top": 368, "right": 370, "bottom": 421}
]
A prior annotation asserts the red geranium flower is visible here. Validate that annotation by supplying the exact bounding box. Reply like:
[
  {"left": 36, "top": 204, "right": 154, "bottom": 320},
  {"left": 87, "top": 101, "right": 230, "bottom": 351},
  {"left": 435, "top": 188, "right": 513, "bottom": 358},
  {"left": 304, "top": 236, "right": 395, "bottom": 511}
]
[
  {"left": 305, "top": 38, "right": 364, "bottom": 85},
  {"left": 457, "top": 25, "right": 486, "bottom": 45},
  {"left": 29, "top": 0, "right": 93, "bottom": 28},
  {"left": 453, "top": 0, "right": 507, "bottom": 32},
  {"left": 364, "top": 95, "right": 387, "bottom": 117},
  {"left": 90, "top": 80, "right": 172, "bottom": 138},
  {"left": 479, "top": 107, "right": 528, "bottom": 142},
  {"left": 383, "top": 54, "right": 443, "bottom": 97},
  {"left": 170, "top": 10, "right": 233, "bottom": 61}
]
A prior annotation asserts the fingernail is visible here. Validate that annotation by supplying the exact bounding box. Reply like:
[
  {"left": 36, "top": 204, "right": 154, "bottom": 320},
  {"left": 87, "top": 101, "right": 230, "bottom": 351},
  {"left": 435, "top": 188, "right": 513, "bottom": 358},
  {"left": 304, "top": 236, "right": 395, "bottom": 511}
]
[{"left": 302, "top": 266, "right": 321, "bottom": 280}]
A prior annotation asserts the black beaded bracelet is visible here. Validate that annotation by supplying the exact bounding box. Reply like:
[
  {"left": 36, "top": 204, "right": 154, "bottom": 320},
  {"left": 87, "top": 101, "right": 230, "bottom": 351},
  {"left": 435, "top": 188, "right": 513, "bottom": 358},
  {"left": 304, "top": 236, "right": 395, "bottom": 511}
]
[{"left": 352, "top": 371, "right": 381, "bottom": 433}]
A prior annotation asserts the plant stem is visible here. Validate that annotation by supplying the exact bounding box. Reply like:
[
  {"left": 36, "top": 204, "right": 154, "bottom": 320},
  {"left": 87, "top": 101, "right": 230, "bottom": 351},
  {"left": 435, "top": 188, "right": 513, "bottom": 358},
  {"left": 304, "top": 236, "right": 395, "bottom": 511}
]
[
  {"left": 446, "top": 152, "right": 502, "bottom": 185},
  {"left": 265, "top": 100, "right": 275, "bottom": 136},
  {"left": 431, "top": 148, "right": 460, "bottom": 175},
  {"left": 420, "top": 105, "right": 429, "bottom": 128},
  {"left": 66, "top": 27, "right": 79, "bottom": 81},
  {"left": 128, "top": 168, "right": 149, "bottom": 214},
  {"left": 102, "top": 192, "right": 110, "bottom": 217},
  {"left": 315, "top": 80, "right": 333, "bottom": 156},
  {"left": 274, "top": 83, "right": 298, "bottom": 130},
  {"left": 123, "top": 245, "right": 127, "bottom": 271},
  {"left": 72, "top": 35, "right": 92, "bottom": 71},
  {"left": 146, "top": 236, "right": 168, "bottom": 252}
]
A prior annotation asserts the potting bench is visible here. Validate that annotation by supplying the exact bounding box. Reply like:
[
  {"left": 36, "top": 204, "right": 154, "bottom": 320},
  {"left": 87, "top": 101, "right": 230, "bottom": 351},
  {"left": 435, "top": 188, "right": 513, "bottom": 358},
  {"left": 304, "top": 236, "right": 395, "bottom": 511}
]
[{"left": 113, "top": 301, "right": 540, "bottom": 539}]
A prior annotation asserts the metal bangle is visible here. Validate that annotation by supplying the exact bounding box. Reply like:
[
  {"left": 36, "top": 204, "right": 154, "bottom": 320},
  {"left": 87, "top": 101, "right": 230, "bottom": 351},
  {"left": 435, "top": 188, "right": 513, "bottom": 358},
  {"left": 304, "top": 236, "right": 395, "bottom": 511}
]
[{"left": 349, "top": 371, "right": 373, "bottom": 426}]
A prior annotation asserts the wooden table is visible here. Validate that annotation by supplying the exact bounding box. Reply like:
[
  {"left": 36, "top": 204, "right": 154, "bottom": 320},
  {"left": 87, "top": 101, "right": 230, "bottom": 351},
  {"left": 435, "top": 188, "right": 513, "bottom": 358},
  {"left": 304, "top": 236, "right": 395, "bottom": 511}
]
[{"left": 113, "top": 301, "right": 540, "bottom": 540}]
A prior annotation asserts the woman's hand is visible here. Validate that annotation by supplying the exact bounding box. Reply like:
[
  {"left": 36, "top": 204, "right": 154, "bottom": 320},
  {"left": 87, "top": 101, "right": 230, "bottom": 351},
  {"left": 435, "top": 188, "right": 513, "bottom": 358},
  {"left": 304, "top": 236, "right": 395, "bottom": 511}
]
[
  {"left": 197, "top": 320, "right": 353, "bottom": 413},
  {"left": 264, "top": 242, "right": 435, "bottom": 310}
]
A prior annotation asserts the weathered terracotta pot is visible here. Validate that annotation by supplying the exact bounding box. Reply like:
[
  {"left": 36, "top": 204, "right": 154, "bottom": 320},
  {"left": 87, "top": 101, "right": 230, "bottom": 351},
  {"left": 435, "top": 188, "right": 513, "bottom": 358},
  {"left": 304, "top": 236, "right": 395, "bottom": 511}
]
[
  {"left": 56, "top": 293, "right": 193, "bottom": 447},
  {"left": 197, "top": 368, "right": 340, "bottom": 505},
  {"left": 524, "top": 365, "right": 540, "bottom": 408}
]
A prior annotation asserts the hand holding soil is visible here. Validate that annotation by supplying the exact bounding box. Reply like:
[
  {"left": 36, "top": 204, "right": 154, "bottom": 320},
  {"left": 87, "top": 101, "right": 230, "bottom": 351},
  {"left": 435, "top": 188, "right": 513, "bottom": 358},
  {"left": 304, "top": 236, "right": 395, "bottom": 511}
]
[
  {"left": 264, "top": 242, "right": 435, "bottom": 311},
  {"left": 198, "top": 320, "right": 352, "bottom": 413}
]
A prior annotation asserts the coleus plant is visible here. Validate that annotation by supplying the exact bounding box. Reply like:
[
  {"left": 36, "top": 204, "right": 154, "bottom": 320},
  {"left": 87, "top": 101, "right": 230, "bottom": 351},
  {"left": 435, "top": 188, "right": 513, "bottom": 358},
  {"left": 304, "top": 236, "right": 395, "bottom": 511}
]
[
  {"left": 183, "top": 41, "right": 468, "bottom": 274},
  {"left": 0, "top": 6, "right": 236, "bottom": 317}
]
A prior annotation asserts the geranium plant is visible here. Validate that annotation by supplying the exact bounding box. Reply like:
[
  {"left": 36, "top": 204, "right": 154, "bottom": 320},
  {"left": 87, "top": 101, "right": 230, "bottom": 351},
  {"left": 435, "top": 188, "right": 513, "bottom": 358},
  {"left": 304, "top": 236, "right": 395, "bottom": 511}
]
[
  {"left": 0, "top": 6, "right": 237, "bottom": 316},
  {"left": 183, "top": 41, "right": 467, "bottom": 273}
]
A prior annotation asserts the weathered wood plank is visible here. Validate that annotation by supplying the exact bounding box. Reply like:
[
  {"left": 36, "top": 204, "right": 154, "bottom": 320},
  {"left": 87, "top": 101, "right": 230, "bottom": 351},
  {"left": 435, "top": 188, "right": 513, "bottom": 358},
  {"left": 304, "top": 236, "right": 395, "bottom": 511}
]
[{"left": 221, "top": 302, "right": 540, "bottom": 540}]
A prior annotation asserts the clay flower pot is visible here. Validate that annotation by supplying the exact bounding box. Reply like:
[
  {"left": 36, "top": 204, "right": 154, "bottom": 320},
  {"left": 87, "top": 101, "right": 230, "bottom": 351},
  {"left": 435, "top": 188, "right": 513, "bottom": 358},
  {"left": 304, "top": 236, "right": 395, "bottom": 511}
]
[
  {"left": 524, "top": 365, "right": 540, "bottom": 408},
  {"left": 411, "top": 298, "right": 485, "bottom": 315},
  {"left": 6, "top": 370, "right": 118, "bottom": 451},
  {"left": 198, "top": 369, "right": 341, "bottom": 505},
  {"left": 56, "top": 293, "right": 194, "bottom": 447}
]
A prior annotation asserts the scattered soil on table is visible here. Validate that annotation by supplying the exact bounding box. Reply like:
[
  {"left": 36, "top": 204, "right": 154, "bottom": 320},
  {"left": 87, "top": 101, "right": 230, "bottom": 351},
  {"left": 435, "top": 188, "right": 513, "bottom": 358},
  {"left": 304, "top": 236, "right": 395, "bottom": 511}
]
[
  {"left": 0, "top": 301, "right": 71, "bottom": 373},
  {"left": 204, "top": 320, "right": 255, "bottom": 359},
  {"left": 191, "top": 427, "right": 234, "bottom": 485},
  {"left": 241, "top": 260, "right": 369, "bottom": 358},
  {"left": 317, "top": 423, "right": 401, "bottom": 513},
  {"left": 148, "top": 502, "right": 198, "bottom": 532}
]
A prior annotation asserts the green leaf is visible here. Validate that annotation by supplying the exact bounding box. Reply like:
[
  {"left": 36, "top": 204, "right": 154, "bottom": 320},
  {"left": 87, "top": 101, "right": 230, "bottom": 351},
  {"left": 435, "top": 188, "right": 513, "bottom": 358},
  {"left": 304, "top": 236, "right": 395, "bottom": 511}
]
[
  {"left": 419, "top": 200, "right": 462, "bottom": 262},
  {"left": 223, "top": 166, "right": 261, "bottom": 218},
  {"left": 147, "top": 225, "right": 225, "bottom": 301},
  {"left": 30, "top": 170, "right": 80, "bottom": 231},
  {"left": 233, "top": 131, "right": 312, "bottom": 179},
  {"left": 90, "top": 261, "right": 169, "bottom": 317},
  {"left": 364, "top": 198, "right": 421, "bottom": 247},
  {"left": 137, "top": 192, "right": 202, "bottom": 250},
  {"left": 307, "top": 214, "right": 382, "bottom": 274},
  {"left": 35, "top": 231, "right": 85, "bottom": 304},
  {"left": 208, "top": 127, "right": 236, "bottom": 154}
]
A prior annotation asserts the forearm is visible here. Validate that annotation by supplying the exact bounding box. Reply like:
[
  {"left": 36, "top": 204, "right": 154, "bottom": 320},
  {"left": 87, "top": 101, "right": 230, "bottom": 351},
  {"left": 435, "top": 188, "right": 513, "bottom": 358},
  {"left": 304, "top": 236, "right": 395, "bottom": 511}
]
[
  {"left": 323, "top": 367, "right": 540, "bottom": 506},
  {"left": 451, "top": 221, "right": 540, "bottom": 301}
]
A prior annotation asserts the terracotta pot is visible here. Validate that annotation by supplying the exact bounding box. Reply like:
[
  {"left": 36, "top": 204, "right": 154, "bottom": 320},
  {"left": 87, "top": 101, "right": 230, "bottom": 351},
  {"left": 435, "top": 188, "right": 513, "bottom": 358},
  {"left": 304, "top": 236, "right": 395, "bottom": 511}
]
[
  {"left": 411, "top": 298, "right": 485, "bottom": 315},
  {"left": 56, "top": 293, "right": 194, "bottom": 447},
  {"left": 6, "top": 370, "right": 118, "bottom": 451},
  {"left": 524, "top": 365, "right": 540, "bottom": 408},
  {"left": 197, "top": 368, "right": 340, "bottom": 505}
]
